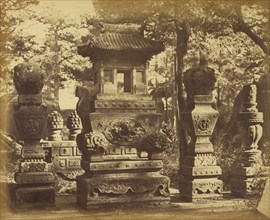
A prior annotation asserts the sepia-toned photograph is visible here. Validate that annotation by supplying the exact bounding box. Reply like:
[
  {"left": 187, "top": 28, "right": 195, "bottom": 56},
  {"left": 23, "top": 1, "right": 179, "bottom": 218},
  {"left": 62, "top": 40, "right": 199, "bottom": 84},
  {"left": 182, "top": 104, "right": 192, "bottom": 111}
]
[{"left": 0, "top": 0, "right": 269, "bottom": 219}]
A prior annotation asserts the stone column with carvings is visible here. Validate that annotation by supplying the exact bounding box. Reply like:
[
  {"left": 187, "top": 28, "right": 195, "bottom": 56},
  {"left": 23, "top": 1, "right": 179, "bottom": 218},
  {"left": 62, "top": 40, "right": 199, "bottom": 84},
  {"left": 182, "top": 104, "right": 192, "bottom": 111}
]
[
  {"left": 230, "top": 84, "right": 265, "bottom": 197},
  {"left": 179, "top": 58, "right": 223, "bottom": 202},
  {"left": 13, "top": 63, "right": 55, "bottom": 207}
]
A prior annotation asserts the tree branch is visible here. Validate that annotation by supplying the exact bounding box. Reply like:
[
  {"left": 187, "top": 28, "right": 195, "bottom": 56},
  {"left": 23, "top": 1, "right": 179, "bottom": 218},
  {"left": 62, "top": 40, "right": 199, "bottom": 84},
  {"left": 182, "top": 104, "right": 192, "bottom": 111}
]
[
  {"left": 58, "top": 55, "right": 73, "bottom": 65},
  {"left": 233, "top": 4, "right": 269, "bottom": 55}
]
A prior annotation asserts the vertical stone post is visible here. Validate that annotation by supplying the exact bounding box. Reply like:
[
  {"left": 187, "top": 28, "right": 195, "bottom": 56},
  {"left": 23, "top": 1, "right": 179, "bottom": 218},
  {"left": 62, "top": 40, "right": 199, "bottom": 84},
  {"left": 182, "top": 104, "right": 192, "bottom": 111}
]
[
  {"left": 132, "top": 66, "right": 136, "bottom": 94},
  {"left": 100, "top": 61, "right": 104, "bottom": 94},
  {"left": 179, "top": 58, "right": 223, "bottom": 202},
  {"left": 13, "top": 63, "right": 55, "bottom": 207},
  {"left": 144, "top": 62, "right": 149, "bottom": 94},
  {"left": 113, "top": 65, "right": 117, "bottom": 93},
  {"left": 67, "top": 111, "right": 82, "bottom": 140},
  {"left": 230, "top": 84, "right": 265, "bottom": 197}
]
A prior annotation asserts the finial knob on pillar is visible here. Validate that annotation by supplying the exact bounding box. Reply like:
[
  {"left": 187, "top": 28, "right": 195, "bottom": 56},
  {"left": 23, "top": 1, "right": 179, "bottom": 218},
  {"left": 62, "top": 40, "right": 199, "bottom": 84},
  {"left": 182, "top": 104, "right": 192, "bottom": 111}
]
[
  {"left": 47, "top": 111, "right": 64, "bottom": 141},
  {"left": 183, "top": 58, "right": 216, "bottom": 96},
  {"left": 67, "top": 111, "right": 82, "bottom": 140},
  {"left": 13, "top": 63, "right": 44, "bottom": 95}
]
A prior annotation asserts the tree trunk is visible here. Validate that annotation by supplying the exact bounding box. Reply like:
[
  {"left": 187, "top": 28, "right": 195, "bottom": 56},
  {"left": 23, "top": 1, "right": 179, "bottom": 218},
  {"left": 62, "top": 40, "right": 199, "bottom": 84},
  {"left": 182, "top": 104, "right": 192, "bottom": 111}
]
[{"left": 174, "top": 20, "right": 190, "bottom": 167}]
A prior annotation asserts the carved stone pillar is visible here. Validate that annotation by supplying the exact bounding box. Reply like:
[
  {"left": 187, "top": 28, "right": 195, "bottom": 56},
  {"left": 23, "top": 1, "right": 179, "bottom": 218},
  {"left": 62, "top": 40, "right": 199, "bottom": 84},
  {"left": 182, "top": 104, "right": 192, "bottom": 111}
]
[
  {"left": 230, "top": 84, "right": 266, "bottom": 197},
  {"left": 13, "top": 63, "right": 55, "bottom": 207},
  {"left": 179, "top": 58, "right": 223, "bottom": 201}
]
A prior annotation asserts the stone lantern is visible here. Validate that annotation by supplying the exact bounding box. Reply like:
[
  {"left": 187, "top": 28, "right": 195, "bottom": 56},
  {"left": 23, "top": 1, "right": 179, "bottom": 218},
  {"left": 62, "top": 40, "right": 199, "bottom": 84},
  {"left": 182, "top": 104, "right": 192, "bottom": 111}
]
[
  {"left": 75, "top": 24, "right": 170, "bottom": 208},
  {"left": 179, "top": 58, "right": 223, "bottom": 201},
  {"left": 13, "top": 63, "right": 55, "bottom": 207}
]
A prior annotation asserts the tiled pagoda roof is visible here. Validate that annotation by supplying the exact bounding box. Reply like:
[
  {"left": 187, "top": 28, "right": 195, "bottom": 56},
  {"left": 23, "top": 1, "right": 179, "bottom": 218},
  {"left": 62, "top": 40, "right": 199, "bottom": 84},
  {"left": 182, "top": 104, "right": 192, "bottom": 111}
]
[{"left": 78, "top": 32, "right": 165, "bottom": 58}]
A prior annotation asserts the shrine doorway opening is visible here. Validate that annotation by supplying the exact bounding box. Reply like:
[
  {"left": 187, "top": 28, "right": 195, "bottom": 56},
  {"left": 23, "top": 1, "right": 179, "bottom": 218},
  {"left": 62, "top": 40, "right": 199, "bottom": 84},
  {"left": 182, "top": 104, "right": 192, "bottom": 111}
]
[{"left": 117, "top": 70, "right": 132, "bottom": 93}]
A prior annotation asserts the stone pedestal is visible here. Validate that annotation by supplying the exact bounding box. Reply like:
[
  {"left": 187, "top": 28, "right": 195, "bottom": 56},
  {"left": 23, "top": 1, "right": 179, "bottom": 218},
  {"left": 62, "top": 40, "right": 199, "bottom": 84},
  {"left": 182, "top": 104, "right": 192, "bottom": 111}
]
[
  {"left": 179, "top": 58, "right": 223, "bottom": 202},
  {"left": 77, "top": 170, "right": 169, "bottom": 208},
  {"left": 231, "top": 84, "right": 265, "bottom": 197},
  {"left": 180, "top": 96, "right": 223, "bottom": 201},
  {"left": 75, "top": 111, "right": 170, "bottom": 208},
  {"left": 13, "top": 63, "right": 55, "bottom": 207},
  {"left": 41, "top": 111, "right": 83, "bottom": 189}
]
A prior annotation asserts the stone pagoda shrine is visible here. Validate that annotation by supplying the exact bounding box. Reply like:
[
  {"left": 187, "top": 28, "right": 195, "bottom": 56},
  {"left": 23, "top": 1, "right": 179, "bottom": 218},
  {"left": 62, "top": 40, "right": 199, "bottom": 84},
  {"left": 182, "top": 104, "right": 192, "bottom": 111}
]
[{"left": 75, "top": 24, "right": 170, "bottom": 208}]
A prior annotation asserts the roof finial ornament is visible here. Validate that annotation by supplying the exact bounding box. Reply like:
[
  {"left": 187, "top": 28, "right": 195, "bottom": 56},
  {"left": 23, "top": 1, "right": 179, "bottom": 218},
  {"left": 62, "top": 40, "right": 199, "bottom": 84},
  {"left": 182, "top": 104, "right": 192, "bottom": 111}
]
[{"left": 199, "top": 51, "right": 208, "bottom": 66}]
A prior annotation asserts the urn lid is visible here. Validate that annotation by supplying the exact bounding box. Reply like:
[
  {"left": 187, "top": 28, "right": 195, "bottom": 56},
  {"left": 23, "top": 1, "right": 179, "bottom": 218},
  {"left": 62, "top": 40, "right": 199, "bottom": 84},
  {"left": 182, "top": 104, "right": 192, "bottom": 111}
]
[
  {"left": 13, "top": 63, "right": 45, "bottom": 95},
  {"left": 183, "top": 57, "right": 216, "bottom": 96}
]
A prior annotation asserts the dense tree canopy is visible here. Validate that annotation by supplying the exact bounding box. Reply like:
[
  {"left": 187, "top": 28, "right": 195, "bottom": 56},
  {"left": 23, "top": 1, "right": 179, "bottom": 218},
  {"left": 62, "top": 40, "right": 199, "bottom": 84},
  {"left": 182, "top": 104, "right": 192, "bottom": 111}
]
[
  {"left": 91, "top": 0, "right": 269, "bottom": 169},
  {"left": 0, "top": 1, "right": 93, "bottom": 99},
  {"left": 0, "top": 0, "right": 38, "bottom": 94},
  {"left": 92, "top": 0, "right": 269, "bottom": 110}
]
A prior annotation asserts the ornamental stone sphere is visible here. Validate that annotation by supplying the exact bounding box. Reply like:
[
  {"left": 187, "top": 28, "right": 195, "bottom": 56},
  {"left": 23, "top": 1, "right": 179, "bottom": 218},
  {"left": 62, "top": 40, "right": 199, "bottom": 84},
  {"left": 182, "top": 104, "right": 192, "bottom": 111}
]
[{"left": 13, "top": 63, "right": 45, "bottom": 95}]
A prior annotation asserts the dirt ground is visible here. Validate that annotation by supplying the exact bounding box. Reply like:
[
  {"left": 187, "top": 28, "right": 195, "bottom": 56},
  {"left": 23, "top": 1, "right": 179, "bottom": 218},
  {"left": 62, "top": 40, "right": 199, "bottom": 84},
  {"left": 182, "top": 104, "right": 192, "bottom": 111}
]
[{"left": 0, "top": 194, "right": 268, "bottom": 220}]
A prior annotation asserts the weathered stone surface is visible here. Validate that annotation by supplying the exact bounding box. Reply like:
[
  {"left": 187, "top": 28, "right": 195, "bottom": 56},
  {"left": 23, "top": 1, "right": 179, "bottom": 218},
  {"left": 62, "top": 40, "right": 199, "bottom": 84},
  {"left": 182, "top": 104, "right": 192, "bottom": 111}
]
[
  {"left": 13, "top": 63, "right": 44, "bottom": 95},
  {"left": 47, "top": 111, "right": 64, "bottom": 141},
  {"left": 15, "top": 186, "right": 55, "bottom": 208},
  {"left": 14, "top": 106, "right": 47, "bottom": 141},
  {"left": 76, "top": 172, "right": 170, "bottom": 208},
  {"left": 231, "top": 83, "right": 265, "bottom": 197},
  {"left": 183, "top": 57, "right": 216, "bottom": 96},
  {"left": 41, "top": 140, "right": 82, "bottom": 172},
  {"left": 67, "top": 111, "right": 82, "bottom": 140},
  {"left": 13, "top": 63, "right": 55, "bottom": 207},
  {"left": 179, "top": 59, "right": 223, "bottom": 202},
  {"left": 76, "top": 28, "right": 169, "bottom": 208},
  {"left": 180, "top": 178, "right": 223, "bottom": 202}
]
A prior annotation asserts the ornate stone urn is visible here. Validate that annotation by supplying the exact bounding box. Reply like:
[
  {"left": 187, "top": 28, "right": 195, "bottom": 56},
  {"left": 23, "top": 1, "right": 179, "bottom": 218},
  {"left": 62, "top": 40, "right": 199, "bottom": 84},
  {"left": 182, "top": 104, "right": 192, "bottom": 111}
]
[
  {"left": 13, "top": 63, "right": 55, "bottom": 207},
  {"left": 179, "top": 58, "right": 223, "bottom": 201},
  {"left": 230, "top": 84, "right": 266, "bottom": 197}
]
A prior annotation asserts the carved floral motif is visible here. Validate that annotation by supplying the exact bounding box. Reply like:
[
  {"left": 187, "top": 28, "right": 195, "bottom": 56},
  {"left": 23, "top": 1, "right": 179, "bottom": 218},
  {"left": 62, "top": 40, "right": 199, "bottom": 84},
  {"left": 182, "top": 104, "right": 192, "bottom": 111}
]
[
  {"left": 77, "top": 132, "right": 108, "bottom": 157},
  {"left": 20, "top": 162, "right": 47, "bottom": 172},
  {"left": 23, "top": 118, "right": 41, "bottom": 135},
  {"left": 104, "top": 119, "right": 146, "bottom": 145},
  {"left": 137, "top": 132, "right": 169, "bottom": 154}
]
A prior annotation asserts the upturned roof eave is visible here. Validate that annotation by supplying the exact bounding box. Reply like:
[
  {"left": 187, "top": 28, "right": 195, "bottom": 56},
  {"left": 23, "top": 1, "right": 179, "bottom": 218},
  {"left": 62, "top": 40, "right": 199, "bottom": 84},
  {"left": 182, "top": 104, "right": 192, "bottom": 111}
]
[{"left": 77, "top": 44, "right": 165, "bottom": 59}]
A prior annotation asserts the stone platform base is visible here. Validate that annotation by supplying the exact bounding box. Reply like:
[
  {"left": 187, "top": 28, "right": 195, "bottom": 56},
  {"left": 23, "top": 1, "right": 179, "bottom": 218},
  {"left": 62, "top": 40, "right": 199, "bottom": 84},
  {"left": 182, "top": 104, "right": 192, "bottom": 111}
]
[
  {"left": 230, "top": 166, "right": 269, "bottom": 198},
  {"left": 179, "top": 178, "right": 223, "bottom": 202},
  {"left": 15, "top": 185, "right": 55, "bottom": 208},
  {"left": 76, "top": 172, "right": 170, "bottom": 209}
]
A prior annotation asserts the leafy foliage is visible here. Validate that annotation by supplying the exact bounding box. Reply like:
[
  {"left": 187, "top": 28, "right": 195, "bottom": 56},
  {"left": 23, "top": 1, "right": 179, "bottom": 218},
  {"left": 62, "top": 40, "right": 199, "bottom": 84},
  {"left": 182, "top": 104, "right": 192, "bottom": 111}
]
[{"left": 0, "top": 0, "right": 38, "bottom": 95}]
